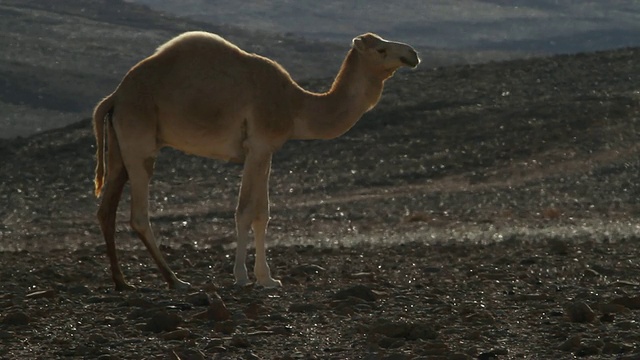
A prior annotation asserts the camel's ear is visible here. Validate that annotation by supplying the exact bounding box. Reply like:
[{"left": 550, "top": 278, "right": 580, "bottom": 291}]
[{"left": 352, "top": 36, "right": 367, "bottom": 52}]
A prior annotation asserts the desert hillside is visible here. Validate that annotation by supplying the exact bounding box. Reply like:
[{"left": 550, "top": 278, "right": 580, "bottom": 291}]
[
  {"left": 2, "top": 46, "right": 640, "bottom": 359},
  {"left": 2, "top": 1, "right": 640, "bottom": 359}
]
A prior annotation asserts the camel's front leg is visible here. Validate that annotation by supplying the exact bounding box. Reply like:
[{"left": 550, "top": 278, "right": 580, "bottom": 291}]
[{"left": 234, "top": 150, "right": 281, "bottom": 288}]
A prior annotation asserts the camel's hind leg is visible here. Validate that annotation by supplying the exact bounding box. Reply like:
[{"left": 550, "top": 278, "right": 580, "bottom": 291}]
[
  {"left": 234, "top": 150, "right": 281, "bottom": 288},
  {"left": 97, "top": 122, "right": 134, "bottom": 291},
  {"left": 114, "top": 119, "right": 190, "bottom": 290}
]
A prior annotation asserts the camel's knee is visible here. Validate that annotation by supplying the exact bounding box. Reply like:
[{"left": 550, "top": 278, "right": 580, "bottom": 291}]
[
  {"left": 235, "top": 206, "right": 254, "bottom": 230},
  {"left": 251, "top": 212, "right": 269, "bottom": 231}
]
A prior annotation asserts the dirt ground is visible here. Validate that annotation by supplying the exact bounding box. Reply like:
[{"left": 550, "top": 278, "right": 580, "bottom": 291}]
[{"left": 2, "top": 47, "right": 640, "bottom": 359}]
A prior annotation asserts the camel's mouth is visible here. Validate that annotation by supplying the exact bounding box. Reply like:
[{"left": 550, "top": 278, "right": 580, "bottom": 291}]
[{"left": 400, "top": 56, "right": 420, "bottom": 68}]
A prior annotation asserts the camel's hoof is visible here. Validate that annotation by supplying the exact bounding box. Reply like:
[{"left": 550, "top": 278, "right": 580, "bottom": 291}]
[
  {"left": 115, "top": 282, "right": 137, "bottom": 292},
  {"left": 170, "top": 279, "right": 191, "bottom": 291},
  {"left": 234, "top": 278, "right": 253, "bottom": 288},
  {"left": 256, "top": 278, "right": 282, "bottom": 288}
]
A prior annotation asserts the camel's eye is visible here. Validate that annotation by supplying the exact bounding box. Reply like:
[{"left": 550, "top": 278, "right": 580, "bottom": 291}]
[{"left": 377, "top": 48, "right": 387, "bottom": 55}]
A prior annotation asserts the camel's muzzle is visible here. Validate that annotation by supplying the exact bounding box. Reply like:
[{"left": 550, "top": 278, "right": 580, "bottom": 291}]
[{"left": 400, "top": 56, "right": 420, "bottom": 68}]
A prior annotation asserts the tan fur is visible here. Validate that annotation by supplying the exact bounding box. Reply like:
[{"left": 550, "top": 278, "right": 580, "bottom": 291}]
[{"left": 92, "top": 31, "right": 419, "bottom": 290}]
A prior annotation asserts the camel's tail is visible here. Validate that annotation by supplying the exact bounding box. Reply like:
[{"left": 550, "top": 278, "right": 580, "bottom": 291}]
[{"left": 93, "top": 94, "right": 115, "bottom": 197}]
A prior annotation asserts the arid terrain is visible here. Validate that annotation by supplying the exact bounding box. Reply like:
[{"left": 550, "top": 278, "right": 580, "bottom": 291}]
[
  {"left": 3, "top": 1, "right": 640, "bottom": 359},
  {"left": 1, "top": 42, "right": 640, "bottom": 359}
]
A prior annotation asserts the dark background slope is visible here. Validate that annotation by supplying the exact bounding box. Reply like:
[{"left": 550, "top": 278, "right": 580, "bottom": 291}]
[
  {"left": 0, "top": 0, "right": 345, "bottom": 138},
  {"left": 3, "top": 0, "right": 640, "bottom": 138}
]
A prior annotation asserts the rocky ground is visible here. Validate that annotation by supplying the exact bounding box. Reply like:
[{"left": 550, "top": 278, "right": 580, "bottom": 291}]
[{"left": 2, "top": 46, "right": 640, "bottom": 359}]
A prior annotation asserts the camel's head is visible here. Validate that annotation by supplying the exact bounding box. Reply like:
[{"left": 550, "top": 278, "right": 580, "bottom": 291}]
[{"left": 352, "top": 33, "right": 420, "bottom": 73}]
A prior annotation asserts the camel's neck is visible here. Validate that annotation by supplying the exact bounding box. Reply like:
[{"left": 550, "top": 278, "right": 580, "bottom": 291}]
[{"left": 290, "top": 49, "right": 388, "bottom": 140}]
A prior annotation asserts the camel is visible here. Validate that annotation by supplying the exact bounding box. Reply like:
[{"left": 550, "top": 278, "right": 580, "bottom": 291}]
[{"left": 93, "top": 31, "right": 419, "bottom": 290}]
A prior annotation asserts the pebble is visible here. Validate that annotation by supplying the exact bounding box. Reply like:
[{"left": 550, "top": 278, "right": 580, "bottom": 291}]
[
  {"left": 160, "top": 328, "right": 191, "bottom": 340},
  {"left": 289, "top": 303, "right": 320, "bottom": 313},
  {"left": 25, "top": 289, "right": 56, "bottom": 299},
  {"left": 598, "top": 302, "right": 631, "bottom": 314},
  {"left": 334, "top": 284, "right": 377, "bottom": 302},
  {"left": 575, "top": 342, "right": 601, "bottom": 356},
  {"left": 602, "top": 341, "right": 633, "bottom": 354},
  {"left": 557, "top": 334, "right": 581, "bottom": 351},
  {"left": 67, "top": 285, "right": 92, "bottom": 295},
  {"left": 125, "top": 297, "right": 155, "bottom": 308},
  {"left": 612, "top": 296, "right": 640, "bottom": 310},
  {"left": 229, "top": 334, "right": 251, "bottom": 348},
  {"left": 214, "top": 320, "right": 235, "bottom": 335},
  {"left": 370, "top": 319, "right": 438, "bottom": 340},
  {"left": 1, "top": 310, "right": 30, "bottom": 326},
  {"left": 377, "top": 335, "right": 405, "bottom": 349},
  {"left": 186, "top": 291, "right": 211, "bottom": 307},
  {"left": 290, "top": 264, "right": 326, "bottom": 276},
  {"left": 381, "top": 352, "right": 410, "bottom": 360},
  {"left": 143, "top": 310, "right": 182, "bottom": 333},
  {"left": 565, "top": 301, "right": 596, "bottom": 323},
  {"left": 615, "top": 320, "right": 637, "bottom": 330},
  {"left": 244, "top": 302, "right": 267, "bottom": 319},
  {"left": 420, "top": 341, "right": 449, "bottom": 356},
  {"left": 208, "top": 297, "right": 231, "bottom": 321},
  {"left": 174, "top": 349, "right": 206, "bottom": 360},
  {"left": 194, "top": 297, "right": 231, "bottom": 321}
]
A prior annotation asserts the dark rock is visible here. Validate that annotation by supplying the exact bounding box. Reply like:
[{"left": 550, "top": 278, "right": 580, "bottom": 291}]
[
  {"left": 160, "top": 328, "right": 190, "bottom": 340},
  {"left": 186, "top": 291, "right": 212, "bottom": 307},
  {"left": 143, "top": 310, "right": 182, "bottom": 333},
  {"left": 208, "top": 297, "right": 231, "bottom": 321},
  {"left": 229, "top": 334, "right": 250, "bottom": 348},
  {"left": 378, "top": 335, "right": 405, "bottom": 349},
  {"left": 558, "top": 334, "right": 581, "bottom": 351},
  {"left": 334, "top": 284, "right": 377, "bottom": 302},
  {"left": 371, "top": 320, "right": 438, "bottom": 340},
  {"left": 67, "top": 285, "right": 92, "bottom": 295},
  {"left": 289, "top": 303, "right": 321, "bottom": 313},
  {"left": 290, "top": 264, "right": 326, "bottom": 276},
  {"left": 124, "top": 297, "right": 155, "bottom": 308},
  {"left": 565, "top": 301, "right": 596, "bottom": 323},
  {"left": 1, "top": 311, "right": 30, "bottom": 326},
  {"left": 611, "top": 296, "right": 640, "bottom": 310}
]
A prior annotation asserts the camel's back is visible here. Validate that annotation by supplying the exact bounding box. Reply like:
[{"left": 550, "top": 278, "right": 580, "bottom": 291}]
[
  {"left": 114, "top": 31, "right": 298, "bottom": 156},
  {"left": 155, "top": 31, "right": 242, "bottom": 57},
  {"left": 133, "top": 31, "right": 295, "bottom": 99}
]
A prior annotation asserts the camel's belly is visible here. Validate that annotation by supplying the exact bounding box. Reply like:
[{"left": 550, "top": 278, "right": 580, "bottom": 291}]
[{"left": 157, "top": 116, "right": 246, "bottom": 162}]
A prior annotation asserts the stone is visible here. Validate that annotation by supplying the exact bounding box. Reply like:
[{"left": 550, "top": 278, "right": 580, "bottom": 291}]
[
  {"left": 565, "top": 301, "right": 596, "bottom": 323},
  {"left": 378, "top": 335, "right": 404, "bottom": 349},
  {"left": 289, "top": 303, "right": 320, "bottom": 313},
  {"left": 208, "top": 297, "right": 231, "bottom": 321},
  {"left": 370, "top": 320, "right": 437, "bottom": 340},
  {"left": 229, "top": 334, "right": 251, "bottom": 348},
  {"left": 599, "top": 302, "right": 631, "bottom": 314},
  {"left": 421, "top": 341, "right": 449, "bottom": 356},
  {"left": 244, "top": 302, "right": 267, "bottom": 319},
  {"left": 194, "top": 297, "right": 231, "bottom": 321},
  {"left": 558, "top": 334, "right": 581, "bottom": 351},
  {"left": 290, "top": 264, "right": 326, "bottom": 276},
  {"left": 143, "top": 311, "right": 182, "bottom": 333},
  {"left": 612, "top": 296, "right": 640, "bottom": 310},
  {"left": 67, "top": 285, "right": 92, "bottom": 295},
  {"left": 25, "top": 289, "right": 56, "bottom": 299},
  {"left": 1, "top": 310, "right": 30, "bottom": 326},
  {"left": 334, "top": 284, "right": 377, "bottom": 302},
  {"left": 160, "top": 328, "right": 191, "bottom": 341},
  {"left": 186, "top": 291, "right": 211, "bottom": 307}
]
